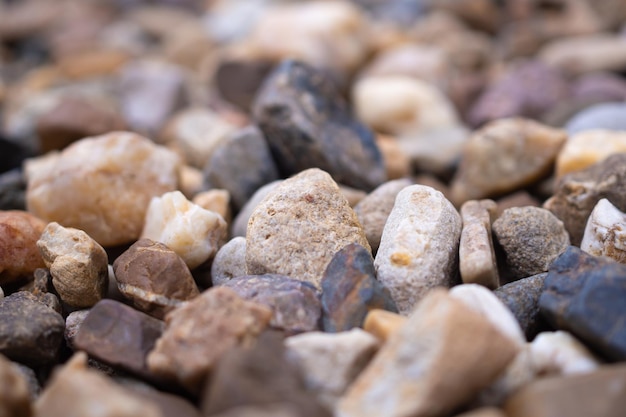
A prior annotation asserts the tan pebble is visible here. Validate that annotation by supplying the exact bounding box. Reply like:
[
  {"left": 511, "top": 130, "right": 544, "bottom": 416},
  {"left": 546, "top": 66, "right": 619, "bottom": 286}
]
[
  {"left": 0, "top": 211, "right": 46, "bottom": 284},
  {"left": 459, "top": 200, "right": 499, "bottom": 289},
  {"left": 363, "top": 309, "right": 406, "bottom": 341},
  {"left": 178, "top": 165, "right": 204, "bottom": 199},
  {"left": 375, "top": 134, "right": 412, "bottom": 180},
  {"left": 192, "top": 189, "right": 232, "bottom": 224},
  {"left": 211, "top": 237, "right": 247, "bottom": 286},
  {"left": 556, "top": 130, "right": 626, "bottom": 177}
]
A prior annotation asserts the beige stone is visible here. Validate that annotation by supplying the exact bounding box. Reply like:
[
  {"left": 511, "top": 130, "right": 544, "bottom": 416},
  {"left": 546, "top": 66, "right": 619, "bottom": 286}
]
[
  {"left": 232, "top": 180, "right": 282, "bottom": 237},
  {"left": 0, "top": 353, "right": 32, "bottom": 417},
  {"left": 530, "top": 331, "right": 601, "bottom": 376},
  {"left": 141, "top": 191, "right": 227, "bottom": 270},
  {"left": 246, "top": 169, "right": 370, "bottom": 289},
  {"left": 0, "top": 211, "right": 46, "bottom": 284},
  {"left": 556, "top": 130, "right": 626, "bottom": 177},
  {"left": 338, "top": 185, "right": 367, "bottom": 208},
  {"left": 192, "top": 189, "right": 232, "bottom": 224},
  {"left": 363, "top": 309, "right": 406, "bottom": 342},
  {"left": 26, "top": 132, "right": 180, "bottom": 247},
  {"left": 581, "top": 198, "right": 626, "bottom": 263},
  {"left": 337, "top": 289, "right": 518, "bottom": 417},
  {"left": 211, "top": 237, "right": 247, "bottom": 286},
  {"left": 459, "top": 200, "right": 499, "bottom": 289},
  {"left": 374, "top": 185, "right": 461, "bottom": 315},
  {"left": 37, "top": 222, "right": 108, "bottom": 308},
  {"left": 178, "top": 165, "right": 204, "bottom": 199},
  {"left": 375, "top": 134, "right": 411, "bottom": 180}
]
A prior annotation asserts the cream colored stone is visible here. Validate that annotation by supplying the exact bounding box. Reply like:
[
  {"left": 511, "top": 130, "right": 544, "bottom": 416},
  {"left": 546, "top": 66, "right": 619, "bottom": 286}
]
[
  {"left": 374, "top": 185, "right": 461, "bottom": 315},
  {"left": 26, "top": 132, "right": 180, "bottom": 247},
  {"left": 192, "top": 189, "right": 232, "bottom": 224},
  {"left": 556, "top": 130, "right": 626, "bottom": 177},
  {"left": 459, "top": 200, "right": 499, "bottom": 289},
  {"left": 141, "top": 191, "right": 227, "bottom": 270},
  {"left": 581, "top": 198, "right": 626, "bottom": 263},
  {"left": 178, "top": 165, "right": 204, "bottom": 199},
  {"left": 530, "top": 331, "right": 601, "bottom": 376},
  {"left": 211, "top": 236, "right": 247, "bottom": 286},
  {"left": 363, "top": 309, "right": 406, "bottom": 342}
]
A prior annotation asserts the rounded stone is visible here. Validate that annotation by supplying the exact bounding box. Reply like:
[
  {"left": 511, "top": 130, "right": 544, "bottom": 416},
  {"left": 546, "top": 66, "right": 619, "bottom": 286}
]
[
  {"left": 211, "top": 236, "right": 247, "bottom": 286},
  {"left": 0, "top": 210, "right": 46, "bottom": 284}
]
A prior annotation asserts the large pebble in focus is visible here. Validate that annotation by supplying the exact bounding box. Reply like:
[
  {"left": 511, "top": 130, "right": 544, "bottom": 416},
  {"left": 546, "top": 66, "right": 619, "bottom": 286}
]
[{"left": 26, "top": 131, "right": 180, "bottom": 247}]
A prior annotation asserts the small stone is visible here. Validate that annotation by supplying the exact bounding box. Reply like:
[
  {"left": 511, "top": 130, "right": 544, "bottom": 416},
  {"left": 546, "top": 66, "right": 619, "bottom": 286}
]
[
  {"left": 0, "top": 210, "right": 46, "bottom": 284},
  {"left": 211, "top": 237, "right": 247, "bottom": 286},
  {"left": 64, "top": 309, "right": 90, "bottom": 350},
  {"left": 539, "top": 246, "right": 626, "bottom": 361},
  {"left": 0, "top": 354, "right": 32, "bottom": 417},
  {"left": 337, "top": 289, "right": 518, "bottom": 417},
  {"left": 34, "top": 352, "right": 161, "bottom": 417},
  {"left": 0, "top": 291, "right": 64, "bottom": 366},
  {"left": 221, "top": 274, "right": 321, "bottom": 334},
  {"left": 26, "top": 131, "right": 181, "bottom": 247},
  {"left": 141, "top": 191, "right": 227, "bottom": 270},
  {"left": 192, "top": 189, "right": 232, "bottom": 224},
  {"left": 363, "top": 309, "right": 406, "bottom": 342},
  {"left": 530, "top": 331, "right": 601, "bottom": 376},
  {"left": 375, "top": 134, "right": 411, "bottom": 180},
  {"left": 246, "top": 169, "right": 370, "bottom": 289},
  {"left": 450, "top": 118, "right": 566, "bottom": 205},
  {"left": 29, "top": 268, "right": 60, "bottom": 314},
  {"left": 147, "top": 287, "right": 272, "bottom": 393},
  {"left": 459, "top": 200, "right": 499, "bottom": 289},
  {"left": 556, "top": 130, "right": 626, "bottom": 177},
  {"left": 37, "top": 222, "right": 108, "bottom": 308},
  {"left": 178, "top": 165, "right": 204, "bottom": 199},
  {"left": 493, "top": 207, "right": 570, "bottom": 282},
  {"left": 74, "top": 300, "right": 164, "bottom": 380},
  {"left": 581, "top": 198, "right": 626, "bottom": 263},
  {"left": 231, "top": 180, "right": 281, "bottom": 237},
  {"left": 321, "top": 243, "right": 397, "bottom": 332},
  {"left": 503, "top": 365, "right": 626, "bottom": 417},
  {"left": 338, "top": 185, "right": 367, "bottom": 208},
  {"left": 285, "top": 329, "right": 379, "bottom": 410},
  {"left": 0, "top": 169, "right": 27, "bottom": 210},
  {"left": 253, "top": 60, "right": 386, "bottom": 191},
  {"left": 374, "top": 185, "right": 461, "bottom": 315},
  {"left": 565, "top": 102, "right": 626, "bottom": 135},
  {"left": 204, "top": 125, "right": 279, "bottom": 211},
  {"left": 353, "top": 179, "right": 412, "bottom": 254}
]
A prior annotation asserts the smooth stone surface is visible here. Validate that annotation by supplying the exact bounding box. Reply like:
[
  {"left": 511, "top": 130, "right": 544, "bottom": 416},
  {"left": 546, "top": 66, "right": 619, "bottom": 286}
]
[
  {"left": 211, "top": 236, "right": 247, "bottom": 286},
  {"left": 556, "top": 130, "right": 626, "bottom": 177},
  {"left": 363, "top": 309, "right": 406, "bottom": 342},
  {"left": 0, "top": 210, "right": 46, "bottom": 284},
  {"left": 0, "top": 353, "right": 32, "bottom": 417},
  {"left": 253, "top": 60, "right": 386, "bottom": 191},
  {"left": 321, "top": 243, "right": 397, "bottom": 332},
  {"left": 221, "top": 274, "right": 321, "bottom": 334},
  {"left": 246, "top": 169, "right": 370, "bottom": 289},
  {"left": 566, "top": 102, "right": 626, "bottom": 135},
  {"left": 459, "top": 200, "right": 499, "bottom": 289},
  {"left": 37, "top": 222, "right": 108, "bottom": 308},
  {"left": 113, "top": 238, "right": 199, "bottom": 319},
  {"left": 581, "top": 198, "right": 626, "bottom": 263},
  {"left": 231, "top": 180, "right": 281, "bottom": 237},
  {"left": 0, "top": 169, "right": 26, "bottom": 210},
  {"left": 26, "top": 131, "right": 180, "bottom": 247},
  {"left": 374, "top": 185, "right": 461, "bottom": 315}
]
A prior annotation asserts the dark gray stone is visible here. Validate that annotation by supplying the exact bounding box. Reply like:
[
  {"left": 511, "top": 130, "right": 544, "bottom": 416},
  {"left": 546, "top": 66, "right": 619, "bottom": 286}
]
[
  {"left": 216, "top": 58, "right": 274, "bottom": 112},
  {"left": 0, "top": 169, "right": 26, "bottom": 210}
]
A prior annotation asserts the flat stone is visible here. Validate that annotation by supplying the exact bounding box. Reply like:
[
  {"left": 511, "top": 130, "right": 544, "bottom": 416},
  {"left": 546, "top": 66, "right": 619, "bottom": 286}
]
[
  {"left": 566, "top": 102, "right": 626, "bottom": 135},
  {"left": 539, "top": 246, "right": 626, "bottom": 360},
  {"left": 221, "top": 274, "right": 321, "bottom": 334},
  {"left": 0, "top": 210, "right": 46, "bottom": 284},
  {"left": 363, "top": 309, "right": 406, "bottom": 342},
  {"left": 493, "top": 207, "right": 570, "bottom": 282},
  {"left": 581, "top": 198, "right": 626, "bottom": 263},
  {"left": 374, "top": 185, "right": 461, "bottom": 315},
  {"left": 37, "top": 222, "right": 108, "bottom": 308},
  {"left": 0, "top": 169, "right": 26, "bottom": 210},
  {"left": 556, "top": 130, "right": 626, "bottom": 178},
  {"left": 246, "top": 168, "right": 370, "bottom": 289},
  {"left": 337, "top": 289, "right": 518, "bottom": 417},
  {"left": 147, "top": 287, "right": 272, "bottom": 393},
  {"left": 113, "top": 238, "right": 199, "bottom": 319},
  {"left": 231, "top": 180, "right": 281, "bottom": 237},
  {"left": 211, "top": 236, "right": 247, "bottom": 286},
  {"left": 26, "top": 131, "right": 181, "bottom": 247},
  {"left": 252, "top": 60, "right": 386, "bottom": 191},
  {"left": 459, "top": 200, "right": 499, "bottom": 289},
  {"left": 0, "top": 291, "right": 64, "bottom": 366},
  {"left": 321, "top": 243, "right": 397, "bottom": 332}
]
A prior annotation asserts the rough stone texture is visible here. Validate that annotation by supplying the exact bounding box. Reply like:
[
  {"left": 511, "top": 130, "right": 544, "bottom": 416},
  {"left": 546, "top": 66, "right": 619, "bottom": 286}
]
[
  {"left": 141, "top": 191, "right": 227, "bottom": 270},
  {"left": 0, "top": 354, "right": 32, "bottom": 417},
  {"left": 566, "top": 102, "right": 626, "bottom": 135},
  {"left": 494, "top": 273, "right": 548, "bottom": 340},
  {"left": 0, "top": 210, "right": 46, "bottom": 284},
  {"left": 337, "top": 289, "right": 518, "bottom": 417},
  {"left": 0, "top": 169, "right": 27, "bottom": 211},
  {"left": 246, "top": 169, "right": 370, "bottom": 289},
  {"left": 221, "top": 274, "right": 321, "bottom": 334},
  {"left": 539, "top": 246, "right": 626, "bottom": 361},
  {"left": 374, "top": 185, "right": 461, "bottom": 315},
  {"left": 64, "top": 309, "right": 89, "bottom": 350},
  {"left": 285, "top": 329, "right": 380, "bottom": 410},
  {"left": 37, "top": 222, "right": 108, "bottom": 308},
  {"left": 321, "top": 243, "right": 397, "bottom": 332},
  {"left": 581, "top": 198, "right": 626, "bottom": 263},
  {"left": 34, "top": 352, "right": 162, "bottom": 417},
  {"left": 353, "top": 179, "right": 412, "bottom": 254},
  {"left": 113, "top": 238, "right": 199, "bottom": 319},
  {"left": 544, "top": 153, "right": 626, "bottom": 246},
  {"left": 556, "top": 130, "right": 626, "bottom": 178},
  {"left": 252, "top": 60, "right": 386, "bottom": 191},
  {"left": 74, "top": 300, "right": 164, "bottom": 380},
  {"left": 493, "top": 207, "right": 570, "bottom": 282},
  {"left": 26, "top": 131, "right": 181, "bottom": 247},
  {"left": 211, "top": 237, "right": 247, "bottom": 286},
  {"left": 459, "top": 200, "right": 499, "bottom": 289},
  {"left": 147, "top": 287, "right": 272, "bottom": 393},
  {"left": 232, "top": 180, "right": 281, "bottom": 237},
  {"left": 201, "top": 331, "right": 331, "bottom": 417},
  {"left": 363, "top": 309, "right": 406, "bottom": 342},
  {"left": 0, "top": 291, "right": 64, "bottom": 366},
  {"left": 450, "top": 118, "right": 566, "bottom": 205},
  {"left": 204, "top": 125, "right": 280, "bottom": 211},
  {"left": 504, "top": 365, "right": 626, "bottom": 417},
  {"left": 191, "top": 189, "right": 231, "bottom": 224}
]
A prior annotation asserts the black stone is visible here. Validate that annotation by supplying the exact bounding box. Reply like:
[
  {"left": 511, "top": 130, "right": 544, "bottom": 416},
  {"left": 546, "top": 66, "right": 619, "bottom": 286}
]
[
  {"left": 0, "top": 169, "right": 26, "bottom": 210},
  {"left": 0, "top": 138, "right": 31, "bottom": 174}
]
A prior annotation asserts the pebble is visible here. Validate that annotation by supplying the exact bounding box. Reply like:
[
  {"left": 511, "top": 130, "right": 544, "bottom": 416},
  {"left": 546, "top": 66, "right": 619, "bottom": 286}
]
[
  {"left": 556, "top": 130, "right": 626, "bottom": 177},
  {"left": 231, "top": 180, "right": 281, "bottom": 237},
  {"left": 0, "top": 291, "right": 64, "bottom": 366},
  {"left": 285, "top": 329, "right": 380, "bottom": 410},
  {"left": 565, "top": 102, "right": 626, "bottom": 135},
  {"left": 375, "top": 134, "right": 412, "bottom": 180},
  {"left": 450, "top": 118, "right": 566, "bottom": 205},
  {"left": 539, "top": 246, "right": 626, "bottom": 361},
  {"left": 177, "top": 165, "right": 204, "bottom": 199},
  {"left": 459, "top": 200, "right": 499, "bottom": 289},
  {"left": 0, "top": 169, "right": 27, "bottom": 210},
  {"left": 0, "top": 210, "right": 46, "bottom": 284},
  {"left": 246, "top": 169, "right": 370, "bottom": 289},
  {"left": 337, "top": 289, "right": 518, "bottom": 417},
  {"left": 37, "top": 222, "right": 109, "bottom": 308},
  {"left": 374, "top": 184, "right": 461, "bottom": 315},
  {"left": 252, "top": 60, "right": 386, "bottom": 191},
  {"left": 362, "top": 309, "right": 406, "bottom": 342},
  {"left": 211, "top": 236, "right": 247, "bottom": 286},
  {"left": 321, "top": 243, "right": 397, "bottom": 332},
  {"left": 112, "top": 239, "right": 199, "bottom": 319},
  {"left": 191, "top": 189, "right": 232, "bottom": 224},
  {"left": 530, "top": 331, "right": 601, "bottom": 375},
  {"left": 141, "top": 190, "right": 227, "bottom": 270},
  {"left": 64, "top": 309, "right": 89, "bottom": 350},
  {"left": 221, "top": 274, "right": 321, "bottom": 334},
  {"left": 353, "top": 178, "right": 412, "bottom": 254},
  {"left": 147, "top": 287, "right": 272, "bottom": 393},
  {"left": 26, "top": 131, "right": 181, "bottom": 247},
  {"left": 581, "top": 198, "right": 626, "bottom": 263},
  {"left": 0, "top": 353, "right": 33, "bottom": 417}
]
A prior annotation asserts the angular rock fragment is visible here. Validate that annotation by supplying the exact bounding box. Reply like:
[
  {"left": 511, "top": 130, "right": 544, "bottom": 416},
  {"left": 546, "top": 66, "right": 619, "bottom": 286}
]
[
  {"left": 211, "top": 237, "right": 247, "bottom": 286},
  {"left": 459, "top": 200, "right": 499, "bottom": 289},
  {"left": 580, "top": 198, "right": 626, "bottom": 263},
  {"left": 0, "top": 354, "right": 32, "bottom": 417},
  {"left": 0, "top": 210, "right": 46, "bottom": 284}
]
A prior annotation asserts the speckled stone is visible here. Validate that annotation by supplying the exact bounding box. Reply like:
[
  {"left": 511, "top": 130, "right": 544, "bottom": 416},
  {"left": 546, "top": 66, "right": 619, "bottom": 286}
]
[
  {"left": 0, "top": 210, "right": 46, "bottom": 284},
  {"left": 580, "top": 198, "right": 626, "bottom": 263},
  {"left": 231, "top": 180, "right": 282, "bottom": 238}
]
